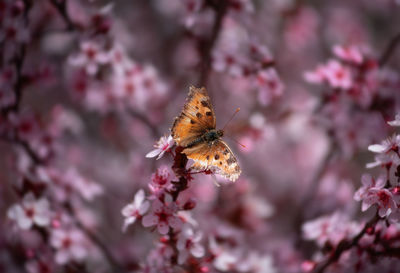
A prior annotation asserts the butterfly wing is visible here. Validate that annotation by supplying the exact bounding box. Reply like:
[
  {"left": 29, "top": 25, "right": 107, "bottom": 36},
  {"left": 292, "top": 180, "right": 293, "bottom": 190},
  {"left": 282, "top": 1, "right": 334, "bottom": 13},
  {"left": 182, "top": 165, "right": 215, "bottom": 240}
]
[
  {"left": 183, "top": 140, "right": 241, "bottom": 182},
  {"left": 171, "top": 86, "right": 216, "bottom": 147}
]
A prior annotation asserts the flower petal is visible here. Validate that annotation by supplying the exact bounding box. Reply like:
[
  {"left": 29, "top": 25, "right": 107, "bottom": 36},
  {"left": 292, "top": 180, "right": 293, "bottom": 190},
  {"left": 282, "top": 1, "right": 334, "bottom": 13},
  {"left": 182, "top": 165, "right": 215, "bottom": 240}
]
[
  {"left": 145, "top": 149, "right": 161, "bottom": 158},
  {"left": 157, "top": 222, "right": 169, "bottom": 234},
  {"left": 142, "top": 214, "right": 158, "bottom": 227},
  {"left": 368, "top": 144, "right": 386, "bottom": 153}
]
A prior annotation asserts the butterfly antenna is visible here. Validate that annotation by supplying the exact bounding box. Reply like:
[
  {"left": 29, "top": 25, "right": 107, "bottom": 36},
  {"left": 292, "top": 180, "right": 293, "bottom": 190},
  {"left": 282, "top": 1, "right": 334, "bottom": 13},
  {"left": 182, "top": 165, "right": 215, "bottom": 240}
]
[
  {"left": 225, "top": 134, "right": 246, "bottom": 149},
  {"left": 222, "top": 108, "right": 240, "bottom": 131}
]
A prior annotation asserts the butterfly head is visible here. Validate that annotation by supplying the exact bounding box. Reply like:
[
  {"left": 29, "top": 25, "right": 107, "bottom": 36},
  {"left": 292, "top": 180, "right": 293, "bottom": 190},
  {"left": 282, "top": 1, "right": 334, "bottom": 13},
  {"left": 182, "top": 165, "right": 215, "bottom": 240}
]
[{"left": 217, "top": 129, "right": 224, "bottom": 138}]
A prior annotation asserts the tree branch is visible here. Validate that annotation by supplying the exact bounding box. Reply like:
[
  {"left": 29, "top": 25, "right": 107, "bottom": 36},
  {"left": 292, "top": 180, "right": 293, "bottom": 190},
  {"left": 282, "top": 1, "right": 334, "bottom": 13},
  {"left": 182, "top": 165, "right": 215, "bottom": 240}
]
[
  {"left": 313, "top": 213, "right": 381, "bottom": 273},
  {"left": 49, "top": 0, "right": 77, "bottom": 31},
  {"left": 379, "top": 32, "right": 400, "bottom": 67},
  {"left": 198, "top": 0, "right": 228, "bottom": 87},
  {"left": 128, "top": 110, "right": 161, "bottom": 138}
]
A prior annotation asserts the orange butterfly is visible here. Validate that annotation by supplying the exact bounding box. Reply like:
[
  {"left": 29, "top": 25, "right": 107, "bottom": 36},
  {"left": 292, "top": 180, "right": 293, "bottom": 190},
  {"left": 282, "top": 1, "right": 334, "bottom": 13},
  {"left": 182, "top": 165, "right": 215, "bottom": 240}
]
[{"left": 171, "top": 86, "right": 241, "bottom": 181}]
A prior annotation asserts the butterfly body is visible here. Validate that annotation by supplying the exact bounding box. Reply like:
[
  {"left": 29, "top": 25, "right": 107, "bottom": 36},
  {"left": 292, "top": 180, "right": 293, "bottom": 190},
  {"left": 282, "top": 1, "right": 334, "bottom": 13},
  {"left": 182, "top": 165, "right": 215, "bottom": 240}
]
[
  {"left": 186, "top": 129, "right": 224, "bottom": 148},
  {"left": 171, "top": 86, "right": 241, "bottom": 181}
]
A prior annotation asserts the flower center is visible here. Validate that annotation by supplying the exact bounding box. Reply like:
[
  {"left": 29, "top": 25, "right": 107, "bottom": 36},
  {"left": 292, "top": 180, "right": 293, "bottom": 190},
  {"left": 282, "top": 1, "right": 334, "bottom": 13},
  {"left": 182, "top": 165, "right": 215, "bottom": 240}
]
[
  {"left": 85, "top": 48, "right": 97, "bottom": 59},
  {"left": 62, "top": 237, "right": 72, "bottom": 248},
  {"left": 156, "top": 211, "right": 169, "bottom": 222},
  {"left": 24, "top": 207, "right": 35, "bottom": 218},
  {"left": 378, "top": 191, "right": 390, "bottom": 207}
]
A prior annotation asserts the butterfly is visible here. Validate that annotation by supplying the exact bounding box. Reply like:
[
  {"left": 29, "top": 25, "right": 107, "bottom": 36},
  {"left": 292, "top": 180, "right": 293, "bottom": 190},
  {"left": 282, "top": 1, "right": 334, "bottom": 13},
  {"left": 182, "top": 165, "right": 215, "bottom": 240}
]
[{"left": 171, "top": 86, "right": 241, "bottom": 181}]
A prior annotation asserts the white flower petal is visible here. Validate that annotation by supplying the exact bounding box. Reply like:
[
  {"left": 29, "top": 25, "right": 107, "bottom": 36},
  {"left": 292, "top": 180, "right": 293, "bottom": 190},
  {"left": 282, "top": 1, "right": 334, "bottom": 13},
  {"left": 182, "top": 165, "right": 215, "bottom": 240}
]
[
  {"left": 134, "top": 189, "right": 145, "bottom": 207},
  {"left": 368, "top": 144, "right": 386, "bottom": 153},
  {"left": 138, "top": 201, "right": 150, "bottom": 215},
  {"left": 191, "top": 244, "right": 205, "bottom": 258},
  {"left": 145, "top": 149, "right": 161, "bottom": 158}
]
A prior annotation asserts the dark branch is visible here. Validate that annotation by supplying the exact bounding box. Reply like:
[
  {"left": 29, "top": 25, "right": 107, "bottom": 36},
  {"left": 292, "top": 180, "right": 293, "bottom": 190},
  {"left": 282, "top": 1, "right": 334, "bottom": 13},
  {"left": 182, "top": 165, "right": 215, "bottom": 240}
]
[
  {"left": 313, "top": 213, "right": 381, "bottom": 273},
  {"left": 49, "top": 0, "right": 77, "bottom": 31},
  {"left": 379, "top": 33, "right": 400, "bottom": 67},
  {"left": 198, "top": 0, "right": 228, "bottom": 87},
  {"left": 128, "top": 110, "right": 161, "bottom": 138},
  {"left": 294, "top": 142, "right": 335, "bottom": 243},
  {"left": 74, "top": 214, "right": 126, "bottom": 273}
]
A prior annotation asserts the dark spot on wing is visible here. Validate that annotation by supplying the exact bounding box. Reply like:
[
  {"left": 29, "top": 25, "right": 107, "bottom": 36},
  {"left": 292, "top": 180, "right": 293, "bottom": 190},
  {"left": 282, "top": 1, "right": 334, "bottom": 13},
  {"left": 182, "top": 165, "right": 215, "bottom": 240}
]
[
  {"left": 214, "top": 154, "right": 220, "bottom": 160},
  {"left": 195, "top": 106, "right": 199, "bottom": 110},
  {"left": 235, "top": 165, "right": 240, "bottom": 172},
  {"left": 201, "top": 101, "right": 209, "bottom": 107},
  {"left": 227, "top": 156, "right": 236, "bottom": 165},
  {"left": 206, "top": 111, "right": 212, "bottom": 116},
  {"left": 219, "top": 161, "right": 222, "bottom": 165},
  {"left": 223, "top": 149, "right": 229, "bottom": 155},
  {"left": 206, "top": 155, "right": 210, "bottom": 160},
  {"left": 196, "top": 113, "right": 202, "bottom": 118},
  {"left": 190, "top": 120, "right": 196, "bottom": 124}
]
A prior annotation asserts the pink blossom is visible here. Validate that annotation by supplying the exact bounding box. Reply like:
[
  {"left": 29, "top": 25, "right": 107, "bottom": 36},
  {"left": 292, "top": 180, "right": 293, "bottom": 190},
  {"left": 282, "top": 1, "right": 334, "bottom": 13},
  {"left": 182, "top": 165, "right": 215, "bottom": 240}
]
[
  {"left": 176, "top": 226, "right": 205, "bottom": 264},
  {"left": 50, "top": 228, "right": 88, "bottom": 264},
  {"left": 302, "top": 212, "right": 362, "bottom": 247},
  {"left": 323, "top": 60, "right": 353, "bottom": 89},
  {"left": 69, "top": 40, "right": 110, "bottom": 75},
  {"left": 363, "top": 188, "right": 397, "bottom": 217},
  {"left": 354, "top": 174, "right": 386, "bottom": 202},
  {"left": 333, "top": 45, "right": 363, "bottom": 64},
  {"left": 149, "top": 165, "right": 173, "bottom": 197},
  {"left": 7, "top": 193, "right": 50, "bottom": 230},
  {"left": 366, "top": 154, "right": 396, "bottom": 169},
  {"left": 142, "top": 197, "right": 183, "bottom": 234},
  {"left": 388, "top": 114, "right": 400, "bottom": 127},
  {"left": 304, "top": 65, "right": 326, "bottom": 84},
  {"left": 255, "top": 69, "right": 284, "bottom": 105},
  {"left": 368, "top": 135, "right": 400, "bottom": 154},
  {"left": 121, "top": 189, "right": 150, "bottom": 232},
  {"left": 146, "top": 135, "right": 175, "bottom": 160},
  {"left": 237, "top": 252, "right": 277, "bottom": 273},
  {"left": 64, "top": 168, "right": 103, "bottom": 201},
  {"left": 209, "top": 236, "right": 240, "bottom": 271},
  {"left": 305, "top": 60, "right": 353, "bottom": 90},
  {"left": 212, "top": 49, "right": 245, "bottom": 77},
  {"left": 213, "top": 251, "right": 239, "bottom": 272},
  {"left": 354, "top": 174, "right": 398, "bottom": 217}
]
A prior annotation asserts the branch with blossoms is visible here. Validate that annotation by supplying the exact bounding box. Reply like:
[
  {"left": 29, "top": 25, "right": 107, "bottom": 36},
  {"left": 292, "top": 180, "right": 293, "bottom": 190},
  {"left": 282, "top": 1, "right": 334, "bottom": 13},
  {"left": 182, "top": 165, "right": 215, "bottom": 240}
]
[
  {"left": 122, "top": 139, "right": 207, "bottom": 271},
  {"left": 301, "top": 115, "right": 400, "bottom": 273},
  {"left": 122, "top": 134, "right": 276, "bottom": 272},
  {"left": 0, "top": 2, "right": 132, "bottom": 272},
  {"left": 298, "top": 31, "right": 400, "bottom": 272}
]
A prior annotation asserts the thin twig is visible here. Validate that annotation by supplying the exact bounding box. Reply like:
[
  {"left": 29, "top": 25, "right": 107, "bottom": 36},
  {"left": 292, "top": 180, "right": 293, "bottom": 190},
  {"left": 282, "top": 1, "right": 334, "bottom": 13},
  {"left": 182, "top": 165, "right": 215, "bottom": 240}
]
[
  {"left": 379, "top": 33, "right": 400, "bottom": 67},
  {"left": 128, "top": 110, "right": 161, "bottom": 138},
  {"left": 294, "top": 142, "right": 335, "bottom": 240},
  {"left": 74, "top": 213, "right": 126, "bottom": 273},
  {"left": 49, "top": 0, "right": 77, "bottom": 31},
  {"left": 1, "top": 1, "right": 30, "bottom": 116}
]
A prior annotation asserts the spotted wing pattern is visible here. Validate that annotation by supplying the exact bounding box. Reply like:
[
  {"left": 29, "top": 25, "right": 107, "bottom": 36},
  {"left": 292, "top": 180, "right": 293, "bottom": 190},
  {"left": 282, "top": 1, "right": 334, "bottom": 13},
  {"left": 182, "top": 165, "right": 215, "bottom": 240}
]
[
  {"left": 182, "top": 140, "right": 241, "bottom": 182},
  {"left": 171, "top": 86, "right": 216, "bottom": 147}
]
